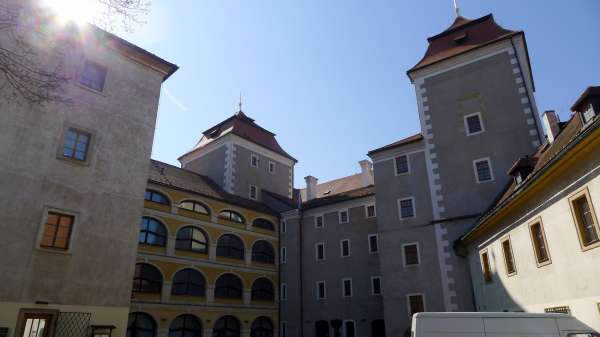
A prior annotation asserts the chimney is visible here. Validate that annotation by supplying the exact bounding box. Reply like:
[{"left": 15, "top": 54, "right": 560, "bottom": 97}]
[
  {"left": 304, "top": 175, "right": 318, "bottom": 201},
  {"left": 359, "top": 160, "right": 374, "bottom": 187},
  {"left": 542, "top": 110, "right": 560, "bottom": 143}
]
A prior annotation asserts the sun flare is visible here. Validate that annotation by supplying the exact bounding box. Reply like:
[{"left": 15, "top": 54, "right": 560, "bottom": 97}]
[{"left": 42, "top": 0, "right": 102, "bottom": 25}]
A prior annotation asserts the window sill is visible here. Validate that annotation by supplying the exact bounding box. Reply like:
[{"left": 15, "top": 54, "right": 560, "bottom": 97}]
[
  {"left": 535, "top": 259, "right": 552, "bottom": 268},
  {"left": 395, "top": 172, "right": 410, "bottom": 177},
  {"left": 56, "top": 154, "right": 91, "bottom": 167},
  {"left": 580, "top": 240, "right": 600, "bottom": 252},
  {"left": 75, "top": 82, "right": 107, "bottom": 97},
  {"left": 35, "top": 246, "right": 72, "bottom": 255},
  {"left": 403, "top": 263, "right": 420, "bottom": 268}
]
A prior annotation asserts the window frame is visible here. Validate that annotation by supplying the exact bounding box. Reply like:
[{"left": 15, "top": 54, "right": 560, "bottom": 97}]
[
  {"left": 251, "top": 153, "right": 259, "bottom": 168},
  {"left": 371, "top": 276, "right": 382, "bottom": 296},
  {"left": 178, "top": 200, "right": 210, "bottom": 215},
  {"left": 479, "top": 249, "right": 493, "bottom": 283},
  {"left": 251, "top": 277, "right": 275, "bottom": 302},
  {"left": 340, "top": 239, "right": 351, "bottom": 258},
  {"left": 365, "top": 203, "right": 376, "bottom": 218},
  {"left": 280, "top": 283, "right": 287, "bottom": 301},
  {"left": 132, "top": 263, "right": 163, "bottom": 294},
  {"left": 568, "top": 187, "right": 600, "bottom": 251},
  {"left": 216, "top": 234, "right": 245, "bottom": 260},
  {"left": 253, "top": 218, "right": 275, "bottom": 231},
  {"left": 171, "top": 268, "right": 206, "bottom": 297},
  {"left": 61, "top": 128, "right": 91, "bottom": 162},
  {"left": 280, "top": 321, "right": 287, "bottom": 337},
  {"left": 139, "top": 216, "right": 168, "bottom": 247},
  {"left": 280, "top": 246, "right": 287, "bottom": 264},
  {"left": 342, "top": 278, "right": 353, "bottom": 298},
  {"left": 251, "top": 240, "right": 275, "bottom": 264},
  {"left": 402, "top": 242, "right": 421, "bottom": 267},
  {"left": 394, "top": 154, "right": 410, "bottom": 176},
  {"left": 315, "top": 242, "right": 326, "bottom": 261},
  {"left": 528, "top": 218, "right": 552, "bottom": 267},
  {"left": 368, "top": 234, "right": 379, "bottom": 254},
  {"left": 175, "top": 225, "right": 209, "bottom": 253},
  {"left": 268, "top": 160, "right": 276, "bottom": 174},
  {"left": 57, "top": 124, "right": 95, "bottom": 166},
  {"left": 280, "top": 220, "right": 287, "bottom": 234},
  {"left": 249, "top": 184, "right": 258, "bottom": 200},
  {"left": 218, "top": 210, "right": 246, "bottom": 224},
  {"left": 500, "top": 236, "right": 517, "bottom": 276},
  {"left": 39, "top": 211, "right": 75, "bottom": 251},
  {"left": 406, "top": 293, "right": 426, "bottom": 317},
  {"left": 339, "top": 209, "right": 350, "bottom": 224},
  {"left": 79, "top": 59, "right": 108, "bottom": 93},
  {"left": 36, "top": 207, "right": 78, "bottom": 254},
  {"left": 315, "top": 215, "right": 324, "bottom": 228},
  {"left": 398, "top": 197, "right": 416, "bottom": 220},
  {"left": 145, "top": 189, "right": 171, "bottom": 205},
  {"left": 316, "top": 281, "right": 326, "bottom": 300},
  {"left": 214, "top": 273, "right": 244, "bottom": 299},
  {"left": 472, "top": 157, "right": 495, "bottom": 183},
  {"left": 343, "top": 320, "right": 356, "bottom": 337},
  {"left": 464, "top": 112, "right": 485, "bottom": 136}
]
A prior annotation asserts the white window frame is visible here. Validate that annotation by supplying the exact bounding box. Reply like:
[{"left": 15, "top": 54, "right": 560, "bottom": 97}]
[
  {"left": 280, "top": 283, "right": 287, "bottom": 301},
  {"left": 280, "top": 321, "right": 287, "bottom": 337},
  {"left": 280, "top": 220, "right": 287, "bottom": 234},
  {"left": 280, "top": 246, "right": 287, "bottom": 264},
  {"left": 315, "top": 215, "right": 324, "bottom": 228},
  {"left": 394, "top": 154, "right": 410, "bottom": 176},
  {"left": 250, "top": 153, "right": 259, "bottom": 167},
  {"left": 339, "top": 209, "right": 350, "bottom": 224},
  {"left": 342, "top": 278, "right": 353, "bottom": 298},
  {"left": 464, "top": 112, "right": 485, "bottom": 136},
  {"left": 315, "top": 242, "right": 326, "bottom": 261},
  {"left": 342, "top": 320, "right": 356, "bottom": 337},
  {"left": 249, "top": 184, "right": 258, "bottom": 200},
  {"left": 402, "top": 242, "right": 421, "bottom": 267},
  {"left": 406, "top": 293, "right": 426, "bottom": 317},
  {"left": 316, "top": 281, "right": 326, "bottom": 300},
  {"left": 340, "top": 239, "right": 351, "bottom": 258},
  {"left": 368, "top": 234, "right": 379, "bottom": 254},
  {"left": 473, "top": 157, "right": 495, "bottom": 183},
  {"left": 371, "top": 276, "right": 382, "bottom": 295},
  {"left": 397, "top": 197, "right": 416, "bottom": 220},
  {"left": 268, "top": 160, "right": 276, "bottom": 174},
  {"left": 365, "top": 203, "right": 376, "bottom": 218}
]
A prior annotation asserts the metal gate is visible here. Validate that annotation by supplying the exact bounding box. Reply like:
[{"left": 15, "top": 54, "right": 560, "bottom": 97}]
[{"left": 54, "top": 312, "right": 91, "bottom": 337}]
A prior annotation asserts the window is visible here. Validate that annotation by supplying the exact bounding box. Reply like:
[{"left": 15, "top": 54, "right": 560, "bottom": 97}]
[
  {"left": 582, "top": 105, "right": 596, "bottom": 124},
  {"left": 394, "top": 155, "right": 409, "bottom": 175},
  {"left": 280, "top": 321, "right": 287, "bottom": 337},
  {"left": 218, "top": 210, "right": 245, "bottom": 224},
  {"left": 40, "top": 212, "right": 74, "bottom": 250},
  {"left": 249, "top": 185, "right": 258, "bottom": 200},
  {"left": 144, "top": 190, "right": 170, "bottom": 205},
  {"left": 214, "top": 274, "right": 243, "bottom": 299},
  {"left": 342, "top": 278, "right": 352, "bottom": 298},
  {"left": 280, "top": 283, "right": 287, "bottom": 301},
  {"left": 139, "top": 217, "right": 167, "bottom": 246},
  {"left": 473, "top": 158, "right": 494, "bottom": 183},
  {"left": 252, "top": 240, "right": 275, "bottom": 264},
  {"left": 480, "top": 250, "right": 492, "bottom": 282},
  {"left": 315, "top": 215, "right": 324, "bottom": 228},
  {"left": 402, "top": 243, "right": 420, "bottom": 267},
  {"left": 343, "top": 321, "right": 355, "bottom": 337},
  {"left": 340, "top": 239, "right": 351, "bottom": 258},
  {"left": 80, "top": 60, "right": 107, "bottom": 92},
  {"left": 366, "top": 204, "right": 376, "bottom": 218},
  {"left": 315, "top": 242, "right": 325, "bottom": 261},
  {"left": 251, "top": 278, "right": 275, "bottom": 301},
  {"left": 371, "top": 276, "right": 382, "bottom": 295},
  {"left": 398, "top": 197, "right": 415, "bottom": 219},
  {"left": 213, "top": 316, "right": 240, "bottom": 337},
  {"left": 529, "top": 220, "right": 551, "bottom": 266},
  {"left": 168, "top": 315, "right": 202, "bottom": 337},
  {"left": 171, "top": 269, "right": 205, "bottom": 296},
  {"left": 127, "top": 312, "right": 156, "bottom": 337},
  {"left": 315, "top": 321, "right": 329, "bottom": 337},
  {"left": 407, "top": 294, "right": 425, "bottom": 317},
  {"left": 268, "top": 161, "right": 276, "bottom": 174},
  {"left": 253, "top": 218, "right": 275, "bottom": 231},
  {"left": 17, "top": 312, "right": 55, "bottom": 337},
  {"left": 368, "top": 234, "right": 379, "bottom": 253},
  {"left": 251, "top": 317, "right": 273, "bottom": 337},
  {"left": 501, "top": 237, "right": 517, "bottom": 276},
  {"left": 280, "top": 220, "right": 287, "bottom": 233},
  {"left": 569, "top": 188, "right": 600, "bottom": 249},
  {"left": 280, "top": 246, "right": 287, "bottom": 264},
  {"left": 175, "top": 226, "right": 208, "bottom": 253},
  {"left": 132, "top": 263, "right": 162, "bottom": 293},
  {"left": 251, "top": 153, "right": 259, "bottom": 167},
  {"left": 316, "top": 281, "right": 326, "bottom": 300},
  {"left": 545, "top": 306, "right": 571, "bottom": 314},
  {"left": 464, "top": 112, "right": 485, "bottom": 136},
  {"left": 178, "top": 200, "right": 210, "bottom": 215},
  {"left": 339, "top": 209, "right": 349, "bottom": 224},
  {"left": 62, "top": 128, "right": 90, "bottom": 161},
  {"left": 217, "top": 234, "right": 245, "bottom": 260}
]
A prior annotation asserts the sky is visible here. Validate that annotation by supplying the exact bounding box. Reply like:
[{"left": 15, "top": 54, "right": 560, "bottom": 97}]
[{"left": 115, "top": 0, "right": 600, "bottom": 187}]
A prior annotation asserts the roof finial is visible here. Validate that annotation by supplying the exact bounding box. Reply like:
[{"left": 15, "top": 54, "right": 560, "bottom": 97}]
[
  {"left": 453, "top": 0, "right": 460, "bottom": 17},
  {"left": 237, "top": 91, "right": 243, "bottom": 113}
]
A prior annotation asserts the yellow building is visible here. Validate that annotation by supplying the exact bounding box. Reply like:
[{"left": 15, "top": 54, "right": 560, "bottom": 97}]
[{"left": 128, "top": 160, "right": 280, "bottom": 337}]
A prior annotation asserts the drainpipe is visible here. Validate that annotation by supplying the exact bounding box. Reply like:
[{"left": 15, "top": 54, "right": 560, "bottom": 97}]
[{"left": 299, "top": 207, "right": 304, "bottom": 337}]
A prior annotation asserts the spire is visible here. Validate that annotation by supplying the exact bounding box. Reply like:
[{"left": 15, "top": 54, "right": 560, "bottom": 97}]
[
  {"left": 236, "top": 91, "right": 243, "bottom": 113},
  {"left": 453, "top": 0, "right": 460, "bottom": 17}
]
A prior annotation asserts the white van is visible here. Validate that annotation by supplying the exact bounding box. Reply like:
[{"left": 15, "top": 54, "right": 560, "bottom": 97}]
[{"left": 411, "top": 312, "right": 598, "bottom": 337}]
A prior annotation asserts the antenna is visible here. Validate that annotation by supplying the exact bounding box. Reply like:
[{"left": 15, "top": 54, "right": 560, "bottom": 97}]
[
  {"left": 237, "top": 91, "right": 243, "bottom": 113},
  {"left": 453, "top": 0, "right": 460, "bottom": 17}
]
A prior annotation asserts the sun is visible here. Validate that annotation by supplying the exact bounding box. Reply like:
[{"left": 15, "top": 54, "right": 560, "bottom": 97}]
[{"left": 42, "top": 0, "right": 103, "bottom": 25}]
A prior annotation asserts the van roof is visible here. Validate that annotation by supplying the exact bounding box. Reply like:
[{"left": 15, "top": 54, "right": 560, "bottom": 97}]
[{"left": 414, "top": 312, "right": 572, "bottom": 319}]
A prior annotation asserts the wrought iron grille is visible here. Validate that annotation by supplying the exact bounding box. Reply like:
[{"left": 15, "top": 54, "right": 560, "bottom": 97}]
[{"left": 54, "top": 312, "right": 91, "bottom": 337}]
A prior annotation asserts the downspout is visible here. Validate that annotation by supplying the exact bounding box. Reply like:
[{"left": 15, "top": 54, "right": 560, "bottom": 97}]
[
  {"left": 298, "top": 206, "right": 304, "bottom": 337},
  {"left": 278, "top": 214, "right": 282, "bottom": 337}
]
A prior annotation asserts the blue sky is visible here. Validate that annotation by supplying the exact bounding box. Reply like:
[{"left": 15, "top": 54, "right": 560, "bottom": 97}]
[{"left": 118, "top": 0, "right": 599, "bottom": 187}]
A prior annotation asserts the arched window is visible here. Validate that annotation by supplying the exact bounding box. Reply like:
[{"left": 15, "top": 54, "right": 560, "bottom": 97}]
[
  {"left": 213, "top": 316, "right": 240, "bottom": 337},
  {"left": 176, "top": 226, "right": 209, "bottom": 253},
  {"left": 132, "top": 263, "right": 162, "bottom": 293},
  {"left": 315, "top": 321, "right": 329, "bottom": 337},
  {"left": 179, "top": 200, "right": 210, "bottom": 215},
  {"left": 371, "top": 319, "right": 385, "bottom": 337},
  {"left": 251, "top": 241, "right": 275, "bottom": 264},
  {"left": 127, "top": 312, "right": 156, "bottom": 337},
  {"left": 214, "top": 274, "right": 243, "bottom": 299},
  {"left": 251, "top": 278, "right": 274, "bottom": 301},
  {"left": 172, "top": 269, "right": 206, "bottom": 297},
  {"left": 145, "top": 190, "right": 170, "bottom": 205},
  {"left": 216, "top": 234, "right": 245, "bottom": 260},
  {"left": 250, "top": 317, "right": 273, "bottom": 337},
  {"left": 168, "top": 314, "right": 202, "bottom": 337},
  {"left": 252, "top": 218, "right": 275, "bottom": 231},
  {"left": 218, "top": 210, "right": 245, "bottom": 224},
  {"left": 139, "top": 217, "right": 167, "bottom": 246}
]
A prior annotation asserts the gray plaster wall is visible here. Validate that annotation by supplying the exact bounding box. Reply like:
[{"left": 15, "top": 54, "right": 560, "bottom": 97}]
[
  {"left": 182, "top": 145, "right": 227, "bottom": 187},
  {"left": 280, "top": 215, "right": 303, "bottom": 337}
]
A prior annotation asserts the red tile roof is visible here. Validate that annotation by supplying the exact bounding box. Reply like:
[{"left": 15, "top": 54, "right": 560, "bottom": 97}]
[{"left": 368, "top": 133, "right": 423, "bottom": 155}]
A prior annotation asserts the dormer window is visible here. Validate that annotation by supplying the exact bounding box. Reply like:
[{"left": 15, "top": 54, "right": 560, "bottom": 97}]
[
  {"left": 582, "top": 105, "right": 596, "bottom": 124},
  {"left": 208, "top": 128, "right": 220, "bottom": 138},
  {"left": 453, "top": 32, "right": 468, "bottom": 44},
  {"left": 508, "top": 156, "right": 537, "bottom": 186}
]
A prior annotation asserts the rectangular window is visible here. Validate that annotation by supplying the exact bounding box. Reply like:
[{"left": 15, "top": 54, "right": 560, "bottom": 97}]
[
  {"left": 366, "top": 204, "right": 376, "bottom": 218},
  {"left": 473, "top": 158, "right": 494, "bottom": 183},
  {"left": 280, "top": 283, "right": 287, "bottom": 301},
  {"left": 268, "top": 160, "right": 276, "bottom": 173},
  {"left": 80, "top": 60, "right": 107, "bottom": 92},
  {"left": 280, "top": 220, "right": 287, "bottom": 234},
  {"left": 317, "top": 281, "right": 326, "bottom": 300},
  {"left": 368, "top": 234, "right": 379, "bottom": 253},
  {"left": 249, "top": 184, "right": 258, "bottom": 200},
  {"left": 342, "top": 278, "right": 352, "bottom": 297},
  {"left": 529, "top": 220, "right": 551, "bottom": 266},
  {"left": 280, "top": 321, "right": 287, "bottom": 337},
  {"left": 17, "top": 313, "right": 55, "bottom": 337},
  {"left": 398, "top": 197, "right": 415, "bottom": 219},
  {"left": 251, "top": 153, "right": 259, "bottom": 167},
  {"left": 582, "top": 105, "right": 596, "bottom": 124},
  {"left": 394, "top": 155, "right": 409, "bottom": 175},
  {"left": 40, "top": 212, "right": 74, "bottom": 250},
  {"left": 315, "top": 215, "right": 324, "bottom": 228},
  {"left": 280, "top": 246, "right": 287, "bottom": 264},
  {"left": 501, "top": 237, "right": 517, "bottom": 276},
  {"left": 340, "top": 239, "right": 351, "bottom": 257},
  {"left": 569, "top": 188, "right": 600, "bottom": 249},
  {"left": 407, "top": 294, "right": 425, "bottom": 317},
  {"left": 315, "top": 243, "right": 325, "bottom": 261},
  {"left": 544, "top": 306, "right": 571, "bottom": 314},
  {"left": 62, "top": 128, "right": 90, "bottom": 161},
  {"left": 343, "top": 321, "right": 355, "bottom": 337},
  {"left": 402, "top": 243, "right": 420, "bottom": 266},
  {"left": 339, "top": 209, "right": 349, "bottom": 224},
  {"left": 480, "top": 249, "right": 492, "bottom": 282},
  {"left": 464, "top": 112, "right": 485, "bottom": 136},
  {"left": 371, "top": 276, "right": 382, "bottom": 295}
]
